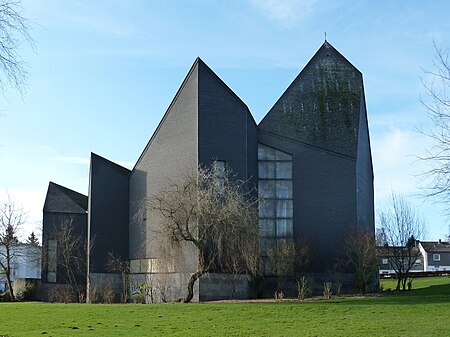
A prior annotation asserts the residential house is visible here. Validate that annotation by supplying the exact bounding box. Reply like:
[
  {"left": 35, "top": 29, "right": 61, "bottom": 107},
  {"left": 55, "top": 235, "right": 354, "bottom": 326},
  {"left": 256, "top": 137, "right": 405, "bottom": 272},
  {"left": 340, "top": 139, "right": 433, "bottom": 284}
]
[
  {"left": 418, "top": 240, "right": 450, "bottom": 272},
  {"left": 0, "top": 244, "right": 41, "bottom": 293}
]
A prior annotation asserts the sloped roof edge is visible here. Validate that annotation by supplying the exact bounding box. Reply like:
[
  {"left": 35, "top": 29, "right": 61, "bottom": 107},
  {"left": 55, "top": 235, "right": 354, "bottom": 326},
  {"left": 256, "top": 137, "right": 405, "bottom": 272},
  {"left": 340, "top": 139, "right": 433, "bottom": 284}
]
[
  {"left": 132, "top": 57, "right": 201, "bottom": 172},
  {"left": 43, "top": 181, "right": 88, "bottom": 213},
  {"left": 259, "top": 41, "right": 362, "bottom": 127}
]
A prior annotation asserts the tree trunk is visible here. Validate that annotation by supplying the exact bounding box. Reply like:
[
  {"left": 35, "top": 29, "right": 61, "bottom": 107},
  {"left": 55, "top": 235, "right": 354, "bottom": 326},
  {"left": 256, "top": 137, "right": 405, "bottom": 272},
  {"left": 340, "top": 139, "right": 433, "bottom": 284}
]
[
  {"left": 5, "top": 268, "right": 15, "bottom": 301},
  {"left": 396, "top": 275, "right": 401, "bottom": 291},
  {"left": 5, "top": 249, "right": 15, "bottom": 301},
  {"left": 183, "top": 270, "right": 205, "bottom": 303}
]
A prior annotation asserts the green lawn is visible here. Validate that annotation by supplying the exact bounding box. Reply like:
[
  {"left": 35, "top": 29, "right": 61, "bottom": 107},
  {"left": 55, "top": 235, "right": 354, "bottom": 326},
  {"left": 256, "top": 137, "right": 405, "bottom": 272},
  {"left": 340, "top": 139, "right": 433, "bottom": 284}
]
[
  {"left": 380, "top": 275, "right": 450, "bottom": 291},
  {"left": 1, "top": 277, "right": 450, "bottom": 337}
]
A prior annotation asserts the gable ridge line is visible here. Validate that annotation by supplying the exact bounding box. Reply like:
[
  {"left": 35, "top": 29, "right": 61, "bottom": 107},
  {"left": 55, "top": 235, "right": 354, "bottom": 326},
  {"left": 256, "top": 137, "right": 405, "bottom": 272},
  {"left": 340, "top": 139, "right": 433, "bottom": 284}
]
[
  {"left": 132, "top": 58, "right": 201, "bottom": 172},
  {"left": 91, "top": 152, "right": 131, "bottom": 175},
  {"left": 197, "top": 58, "right": 256, "bottom": 125},
  {"left": 259, "top": 41, "right": 362, "bottom": 127}
]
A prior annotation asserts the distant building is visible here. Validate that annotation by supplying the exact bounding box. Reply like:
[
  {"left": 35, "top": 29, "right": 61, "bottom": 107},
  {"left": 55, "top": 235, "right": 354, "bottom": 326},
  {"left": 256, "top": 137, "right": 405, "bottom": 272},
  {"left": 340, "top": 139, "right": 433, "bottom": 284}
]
[
  {"left": 42, "top": 41, "right": 374, "bottom": 301},
  {"left": 40, "top": 182, "right": 87, "bottom": 299},
  {"left": 418, "top": 240, "right": 450, "bottom": 272},
  {"left": 377, "top": 246, "right": 423, "bottom": 275},
  {"left": 0, "top": 244, "right": 41, "bottom": 293},
  {"left": 378, "top": 240, "right": 450, "bottom": 275}
]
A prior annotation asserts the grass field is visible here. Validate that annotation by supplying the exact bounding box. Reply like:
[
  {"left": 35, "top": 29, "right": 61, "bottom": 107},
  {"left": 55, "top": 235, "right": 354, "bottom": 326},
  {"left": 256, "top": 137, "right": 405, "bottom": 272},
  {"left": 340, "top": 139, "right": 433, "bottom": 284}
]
[{"left": 1, "top": 276, "right": 449, "bottom": 337}]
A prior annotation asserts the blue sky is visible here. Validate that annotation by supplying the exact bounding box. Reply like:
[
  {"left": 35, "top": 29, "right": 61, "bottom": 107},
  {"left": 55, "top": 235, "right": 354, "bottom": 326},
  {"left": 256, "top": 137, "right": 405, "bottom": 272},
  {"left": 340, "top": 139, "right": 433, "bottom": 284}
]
[{"left": 1, "top": 0, "right": 449, "bottom": 240}]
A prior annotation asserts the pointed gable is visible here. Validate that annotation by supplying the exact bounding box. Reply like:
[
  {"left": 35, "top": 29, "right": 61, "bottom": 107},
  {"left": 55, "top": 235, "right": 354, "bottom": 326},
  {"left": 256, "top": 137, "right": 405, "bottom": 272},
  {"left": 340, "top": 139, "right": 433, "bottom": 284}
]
[
  {"left": 43, "top": 182, "right": 87, "bottom": 214},
  {"left": 197, "top": 58, "right": 257, "bottom": 182},
  {"left": 259, "top": 41, "right": 364, "bottom": 158}
]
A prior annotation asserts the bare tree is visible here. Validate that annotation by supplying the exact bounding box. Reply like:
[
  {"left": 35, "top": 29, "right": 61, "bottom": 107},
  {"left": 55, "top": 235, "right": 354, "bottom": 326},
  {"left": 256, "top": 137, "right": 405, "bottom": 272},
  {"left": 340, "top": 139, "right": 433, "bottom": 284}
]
[
  {"left": 151, "top": 167, "right": 260, "bottom": 303},
  {"left": 51, "top": 218, "right": 90, "bottom": 302},
  {"left": 418, "top": 43, "right": 450, "bottom": 210},
  {"left": 378, "top": 193, "right": 425, "bottom": 291},
  {"left": 268, "top": 239, "right": 310, "bottom": 297},
  {"left": 0, "top": 0, "right": 33, "bottom": 96},
  {"left": 0, "top": 195, "right": 25, "bottom": 301},
  {"left": 106, "top": 252, "right": 130, "bottom": 303},
  {"left": 343, "top": 231, "right": 378, "bottom": 294},
  {"left": 268, "top": 241, "right": 296, "bottom": 296}
]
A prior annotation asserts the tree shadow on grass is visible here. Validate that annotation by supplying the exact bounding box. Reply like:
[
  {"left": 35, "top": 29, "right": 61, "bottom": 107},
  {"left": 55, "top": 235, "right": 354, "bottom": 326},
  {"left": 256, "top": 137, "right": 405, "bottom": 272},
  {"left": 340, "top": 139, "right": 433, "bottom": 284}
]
[
  {"left": 342, "top": 284, "right": 450, "bottom": 305},
  {"left": 333, "top": 283, "right": 450, "bottom": 306}
]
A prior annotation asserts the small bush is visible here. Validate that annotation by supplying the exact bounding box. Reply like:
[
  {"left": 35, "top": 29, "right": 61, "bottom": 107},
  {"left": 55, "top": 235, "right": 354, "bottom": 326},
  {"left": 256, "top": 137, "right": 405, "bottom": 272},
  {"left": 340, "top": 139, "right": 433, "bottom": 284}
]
[
  {"left": 334, "top": 282, "right": 342, "bottom": 297},
  {"left": 49, "top": 285, "right": 74, "bottom": 303},
  {"left": 323, "top": 282, "right": 332, "bottom": 299},
  {"left": 274, "top": 291, "right": 284, "bottom": 301},
  {"left": 297, "top": 276, "right": 310, "bottom": 300},
  {"left": 133, "top": 292, "right": 145, "bottom": 304},
  {"left": 88, "top": 285, "right": 98, "bottom": 304},
  {"left": 16, "top": 283, "right": 38, "bottom": 301},
  {"left": 102, "top": 283, "right": 115, "bottom": 304}
]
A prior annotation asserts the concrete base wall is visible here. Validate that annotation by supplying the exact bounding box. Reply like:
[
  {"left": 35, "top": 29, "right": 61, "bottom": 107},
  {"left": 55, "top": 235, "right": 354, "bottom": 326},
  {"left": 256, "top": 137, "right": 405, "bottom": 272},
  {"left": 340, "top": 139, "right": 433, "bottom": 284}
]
[
  {"left": 255, "top": 272, "right": 378, "bottom": 299},
  {"left": 89, "top": 272, "right": 124, "bottom": 303},
  {"left": 129, "top": 272, "right": 198, "bottom": 303},
  {"left": 199, "top": 273, "right": 250, "bottom": 301}
]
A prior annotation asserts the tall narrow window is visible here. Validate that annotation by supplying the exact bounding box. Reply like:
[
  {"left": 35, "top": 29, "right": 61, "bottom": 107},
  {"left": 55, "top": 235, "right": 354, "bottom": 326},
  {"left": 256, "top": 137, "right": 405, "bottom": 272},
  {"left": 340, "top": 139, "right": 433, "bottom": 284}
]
[
  {"left": 47, "top": 239, "right": 57, "bottom": 283},
  {"left": 258, "top": 144, "right": 293, "bottom": 258}
]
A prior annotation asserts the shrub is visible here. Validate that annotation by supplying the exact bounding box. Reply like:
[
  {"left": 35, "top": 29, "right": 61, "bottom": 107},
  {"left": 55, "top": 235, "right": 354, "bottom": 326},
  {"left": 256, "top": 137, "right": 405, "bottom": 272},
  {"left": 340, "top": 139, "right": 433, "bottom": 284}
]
[
  {"left": 102, "top": 283, "right": 115, "bottom": 304},
  {"left": 297, "top": 276, "right": 310, "bottom": 300},
  {"left": 274, "top": 291, "right": 284, "bottom": 301},
  {"left": 323, "top": 282, "right": 332, "bottom": 299},
  {"left": 133, "top": 292, "right": 145, "bottom": 304},
  {"left": 16, "top": 283, "right": 37, "bottom": 301},
  {"left": 88, "top": 285, "right": 98, "bottom": 304},
  {"left": 49, "top": 285, "right": 74, "bottom": 303},
  {"left": 334, "top": 282, "right": 342, "bottom": 297}
]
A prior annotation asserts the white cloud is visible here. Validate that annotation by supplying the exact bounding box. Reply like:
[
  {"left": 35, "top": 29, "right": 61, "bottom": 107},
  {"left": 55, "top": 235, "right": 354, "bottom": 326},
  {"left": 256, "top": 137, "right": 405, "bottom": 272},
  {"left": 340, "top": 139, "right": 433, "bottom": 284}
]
[{"left": 248, "top": 0, "right": 319, "bottom": 27}]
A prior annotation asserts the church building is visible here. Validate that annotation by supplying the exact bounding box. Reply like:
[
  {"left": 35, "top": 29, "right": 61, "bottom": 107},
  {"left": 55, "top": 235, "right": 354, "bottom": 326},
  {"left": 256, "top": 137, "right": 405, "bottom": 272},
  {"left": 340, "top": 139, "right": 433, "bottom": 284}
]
[{"left": 42, "top": 41, "right": 374, "bottom": 301}]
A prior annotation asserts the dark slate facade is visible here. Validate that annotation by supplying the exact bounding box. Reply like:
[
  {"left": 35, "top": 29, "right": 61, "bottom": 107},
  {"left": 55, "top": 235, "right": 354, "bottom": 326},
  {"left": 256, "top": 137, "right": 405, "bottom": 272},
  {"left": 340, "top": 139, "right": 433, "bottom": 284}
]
[
  {"left": 258, "top": 42, "right": 374, "bottom": 279},
  {"left": 43, "top": 41, "right": 374, "bottom": 301},
  {"left": 87, "top": 153, "right": 130, "bottom": 273},
  {"left": 42, "top": 182, "right": 87, "bottom": 285}
]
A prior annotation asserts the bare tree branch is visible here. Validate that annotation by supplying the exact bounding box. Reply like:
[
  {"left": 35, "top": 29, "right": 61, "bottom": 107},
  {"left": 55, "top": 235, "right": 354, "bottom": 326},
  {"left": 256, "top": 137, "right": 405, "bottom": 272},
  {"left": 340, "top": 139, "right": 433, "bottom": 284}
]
[
  {"left": 0, "top": 194, "right": 26, "bottom": 301},
  {"left": 150, "top": 166, "right": 260, "bottom": 303},
  {"left": 0, "top": 0, "right": 34, "bottom": 96},
  {"left": 417, "top": 42, "right": 450, "bottom": 215},
  {"left": 377, "top": 192, "right": 425, "bottom": 291}
]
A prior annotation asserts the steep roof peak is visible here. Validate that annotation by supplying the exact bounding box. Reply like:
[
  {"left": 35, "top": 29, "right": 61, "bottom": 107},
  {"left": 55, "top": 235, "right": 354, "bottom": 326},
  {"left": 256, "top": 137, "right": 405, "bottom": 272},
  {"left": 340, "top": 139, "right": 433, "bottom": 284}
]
[{"left": 44, "top": 182, "right": 88, "bottom": 213}]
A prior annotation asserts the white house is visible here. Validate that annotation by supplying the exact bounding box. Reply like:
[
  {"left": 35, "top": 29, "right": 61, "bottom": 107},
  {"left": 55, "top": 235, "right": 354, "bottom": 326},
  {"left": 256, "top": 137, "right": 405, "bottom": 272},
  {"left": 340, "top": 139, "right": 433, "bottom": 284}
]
[
  {"left": 418, "top": 240, "right": 450, "bottom": 272},
  {"left": 0, "top": 244, "right": 41, "bottom": 292}
]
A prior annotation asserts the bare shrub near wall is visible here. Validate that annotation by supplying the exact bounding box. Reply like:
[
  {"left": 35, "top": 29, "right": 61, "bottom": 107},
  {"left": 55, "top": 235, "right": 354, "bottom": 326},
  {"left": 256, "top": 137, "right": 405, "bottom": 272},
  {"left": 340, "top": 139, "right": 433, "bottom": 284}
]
[
  {"left": 88, "top": 284, "right": 97, "bottom": 304},
  {"left": 297, "top": 276, "right": 310, "bottom": 300},
  {"left": 151, "top": 167, "right": 260, "bottom": 303},
  {"left": 49, "top": 285, "right": 73, "bottom": 303},
  {"left": 268, "top": 241, "right": 296, "bottom": 293},
  {"left": 101, "top": 282, "right": 115, "bottom": 304},
  {"left": 343, "top": 231, "right": 378, "bottom": 294},
  {"left": 106, "top": 253, "right": 130, "bottom": 303},
  {"left": 323, "top": 282, "right": 332, "bottom": 299}
]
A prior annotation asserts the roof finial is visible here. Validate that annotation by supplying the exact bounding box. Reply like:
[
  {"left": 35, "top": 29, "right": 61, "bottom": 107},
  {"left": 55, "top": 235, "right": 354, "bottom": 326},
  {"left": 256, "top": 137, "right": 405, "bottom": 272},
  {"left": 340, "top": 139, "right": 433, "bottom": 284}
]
[{"left": 324, "top": 31, "right": 327, "bottom": 42}]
